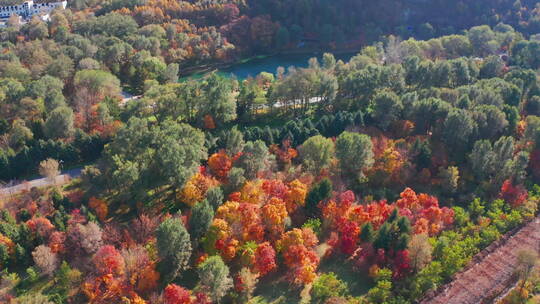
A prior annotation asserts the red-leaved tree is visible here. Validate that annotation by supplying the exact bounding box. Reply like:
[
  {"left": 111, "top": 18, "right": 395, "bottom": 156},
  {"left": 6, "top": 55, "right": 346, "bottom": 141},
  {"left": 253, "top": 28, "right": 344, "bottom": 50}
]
[
  {"left": 499, "top": 179, "right": 528, "bottom": 207},
  {"left": 254, "top": 242, "right": 277, "bottom": 276},
  {"left": 164, "top": 284, "right": 192, "bottom": 304}
]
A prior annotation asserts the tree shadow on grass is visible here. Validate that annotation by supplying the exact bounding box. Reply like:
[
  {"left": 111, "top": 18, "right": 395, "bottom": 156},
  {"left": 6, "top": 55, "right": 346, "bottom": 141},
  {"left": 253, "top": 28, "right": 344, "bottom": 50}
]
[{"left": 318, "top": 258, "right": 374, "bottom": 296}]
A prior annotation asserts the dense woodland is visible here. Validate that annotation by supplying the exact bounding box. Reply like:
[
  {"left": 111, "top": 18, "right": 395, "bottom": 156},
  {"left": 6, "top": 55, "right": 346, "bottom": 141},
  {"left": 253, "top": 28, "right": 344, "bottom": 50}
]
[
  {"left": 0, "top": 0, "right": 538, "bottom": 180},
  {"left": 0, "top": 0, "right": 539, "bottom": 304}
]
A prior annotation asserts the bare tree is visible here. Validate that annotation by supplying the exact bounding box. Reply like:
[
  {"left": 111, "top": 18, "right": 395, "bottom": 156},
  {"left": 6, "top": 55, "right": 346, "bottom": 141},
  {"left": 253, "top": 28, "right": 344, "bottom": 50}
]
[
  {"left": 130, "top": 214, "right": 160, "bottom": 244},
  {"left": 32, "top": 245, "right": 59, "bottom": 277},
  {"left": 73, "top": 87, "right": 95, "bottom": 132},
  {"left": 408, "top": 233, "right": 433, "bottom": 272},
  {"left": 385, "top": 35, "right": 404, "bottom": 64},
  {"left": 65, "top": 222, "right": 103, "bottom": 258},
  {"left": 7, "top": 14, "right": 20, "bottom": 28},
  {"left": 38, "top": 158, "right": 60, "bottom": 183}
]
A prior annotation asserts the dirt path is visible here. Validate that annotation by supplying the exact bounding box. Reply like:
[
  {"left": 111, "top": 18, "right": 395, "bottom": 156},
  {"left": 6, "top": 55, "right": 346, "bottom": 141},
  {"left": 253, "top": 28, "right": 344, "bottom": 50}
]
[{"left": 421, "top": 217, "right": 540, "bottom": 304}]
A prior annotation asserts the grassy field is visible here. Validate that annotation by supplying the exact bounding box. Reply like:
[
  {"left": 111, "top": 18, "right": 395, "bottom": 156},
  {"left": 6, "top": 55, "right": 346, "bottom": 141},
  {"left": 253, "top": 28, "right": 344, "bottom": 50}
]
[
  {"left": 254, "top": 257, "right": 373, "bottom": 303},
  {"left": 318, "top": 258, "right": 374, "bottom": 296}
]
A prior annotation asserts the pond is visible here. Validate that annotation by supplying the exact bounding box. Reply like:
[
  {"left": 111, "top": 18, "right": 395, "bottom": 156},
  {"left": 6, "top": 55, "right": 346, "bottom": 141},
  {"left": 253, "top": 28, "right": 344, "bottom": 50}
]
[{"left": 183, "top": 51, "right": 359, "bottom": 81}]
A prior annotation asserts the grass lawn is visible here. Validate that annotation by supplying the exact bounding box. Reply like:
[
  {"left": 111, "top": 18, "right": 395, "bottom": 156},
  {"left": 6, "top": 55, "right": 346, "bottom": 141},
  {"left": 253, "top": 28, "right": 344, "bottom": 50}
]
[
  {"left": 16, "top": 275, "right": 54, "bottom": 298},
  {"left": 254, "top": 257, "right": 373, "bottom": 303},
  {"left": 254, "top": 271, "right": 302, "bottom": 304},
  {"left": 318, "top": 258, "right": 374, "bottom": 296}
]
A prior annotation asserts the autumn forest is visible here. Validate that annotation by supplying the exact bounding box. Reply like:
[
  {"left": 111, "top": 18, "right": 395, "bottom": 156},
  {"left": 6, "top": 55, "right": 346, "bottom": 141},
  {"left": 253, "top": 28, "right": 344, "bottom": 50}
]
[{"left": 0, "top": 0, "right": 539, "bottom": 304}]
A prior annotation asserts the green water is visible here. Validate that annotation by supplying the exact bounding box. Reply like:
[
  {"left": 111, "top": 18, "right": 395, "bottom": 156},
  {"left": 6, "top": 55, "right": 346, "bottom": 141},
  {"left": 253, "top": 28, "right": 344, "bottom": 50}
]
[{"left": 183, "top": 51, "right": 358, "bottom": 81}]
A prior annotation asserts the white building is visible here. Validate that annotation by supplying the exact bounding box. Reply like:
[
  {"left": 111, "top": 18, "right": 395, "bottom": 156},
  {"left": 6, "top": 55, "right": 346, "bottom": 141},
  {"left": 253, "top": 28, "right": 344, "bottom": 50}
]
[{"left": 0, "top": 0, "right": 67, "bottom": 23}]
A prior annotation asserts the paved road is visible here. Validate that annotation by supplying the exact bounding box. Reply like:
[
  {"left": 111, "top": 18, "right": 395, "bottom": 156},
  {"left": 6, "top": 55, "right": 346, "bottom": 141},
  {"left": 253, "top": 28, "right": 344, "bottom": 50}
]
[
  {"left": 121, "top": 90, "right": 322, "bottom": 110},
  {"left": 0, "top": 92, "right": 138, "bottom": 198},
  {"left": 271, "top": 96, "right": 322, "bottom": 108},
  {"left": 421, "top": 217, "right": 540, "bottom": 304},
  {"left": 0, "top": 168, "right": 82, "bottom": 197},
  {"left": 0, "top": 92, "right": 320, "bottom": 198}
]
